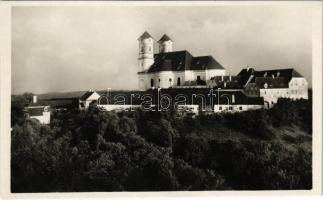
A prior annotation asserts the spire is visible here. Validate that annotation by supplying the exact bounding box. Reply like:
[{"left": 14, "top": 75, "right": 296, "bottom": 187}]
[
  {"left": 158, "top": 34, "right": 172, "bottom": 43},
  {"left": 138, "top": 31, "right": 153, "bottom": 41}
]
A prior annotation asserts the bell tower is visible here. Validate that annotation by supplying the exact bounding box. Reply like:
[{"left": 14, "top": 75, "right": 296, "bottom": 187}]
[
  {"left": 158, "top": 34, "right": 173, "bottom": 53},
  {"left": 138, "top": 31, "right": 154, "bottom": 72}
]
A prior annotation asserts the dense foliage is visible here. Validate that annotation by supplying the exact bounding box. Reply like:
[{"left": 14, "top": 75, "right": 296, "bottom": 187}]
[{"left": 11, "top": 96, "right": 312, "bottom": 192}]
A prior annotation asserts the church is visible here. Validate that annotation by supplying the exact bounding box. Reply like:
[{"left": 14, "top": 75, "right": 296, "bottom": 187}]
[
  {"left": 137, "top": 31, "right": 226, "bottom": 90},
  {"left": 136, "top": 31, "right": 309, "bottom": 107},
  {"left": 24, "top": 31, "right": 310, "bottom": 125}
]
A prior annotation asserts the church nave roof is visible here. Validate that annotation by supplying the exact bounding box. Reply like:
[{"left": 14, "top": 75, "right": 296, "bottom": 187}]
[{"left": 146, "top": 50, "right": 225, "bottom": 73}]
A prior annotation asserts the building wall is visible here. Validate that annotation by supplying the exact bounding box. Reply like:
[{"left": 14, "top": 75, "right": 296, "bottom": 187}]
[
  {"left": 259, "top": 77, "right": 308, "bottom": 108},
  {"left": 30, "top": 111, "right": 50, "bottom": 124},
  {"left": 244, "top": 83, "right": 259, "bottom": 97},
  {"left": 260, "top": 88, "right": 289, "bottom": 108},
  {"left": 184, "top": 70, "right": 225, "bottom": 82},
  {"left": 98, "top": 104, "right": 141, "bottom": 112},
  {"left": 138, "top": 73, "right": 149, "bottom": 90},
  {"left": 213, "top": 104, "right": 263, "bottom": 113},
  {"left": 97, "top": 103, "right": 263, "bottom": 114},
  {"left": 79, "top": 92, "right": 101, "bottom": 109},
  {"left": 177, "top": 105, "right": 199, "bottom": 115},
  {"left": 138, "top": 69, "right": 226, "bottom": 90},
  {"left": 159, "top": 41, "right": 173, "bottom": 53},
  {"left": 138, "top": 38, "right": 154, "bottom": 72},
  {"left": 99, "top": 103, "right": 263, "bottom": 114},
  {"left": 205, "top": 69, "right": 226, "bottom": 80},
  {"left": 288, "top": 77, "right": 308, "bottom": 100}
]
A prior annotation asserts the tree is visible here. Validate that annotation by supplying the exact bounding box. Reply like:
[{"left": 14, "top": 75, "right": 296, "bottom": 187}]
[
  {"left": 11, "top": 100, "right": 312, "bottom": 192},
  {"left": 11, "top": 93, "right": 33, "bottom": 126}
]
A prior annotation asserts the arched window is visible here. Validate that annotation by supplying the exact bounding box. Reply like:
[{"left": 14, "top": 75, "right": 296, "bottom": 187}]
[
  {"left": 177, "top": 77, "right": 181, "bottom": 86},
  {"left": 150, "top": 79, "right": 154, "bottom": 87}
]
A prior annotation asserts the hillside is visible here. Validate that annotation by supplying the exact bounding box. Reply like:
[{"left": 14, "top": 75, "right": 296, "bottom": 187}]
[{"left": 10, "top": 97, "right": 312, "bottom": 192}]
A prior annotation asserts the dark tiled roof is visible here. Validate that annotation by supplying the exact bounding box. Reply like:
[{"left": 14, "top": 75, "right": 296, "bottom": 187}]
[
  {"left": 209, "top": 76, "right": 241, "bottom": 89},
  {"left": 158, "top": 34, "right": 172, "bottom": 43},
  {"left": 255, "top": 77, "right": 286, "bottom": 88},
  {"left": 148, "top": 51, "right": 192, "bottom": 72},
  {"left": 138, "top": 31, "right": 153, "bottom": 41},
  {"left": 29, "top": 98, "right": 79, "bottom": 108},
  {"left": 146, "top": 51, "right": 224, "bottom": 73},
  {"left": 29, "top": 100, "right": 50, "bottom": 107},
  {"left": 191, "top": 56, "right": 224, "bottom": 70},
  {"left": 80, "top": 91, "right": 95, "bottom": 101},
  {"left": 237, "top": 68, "right": 303, "bottom": 88},
  {"left": 26, "top": 107, "right": 44, "bottom": 116},
  {"left": 236, "top": 68, "right": 255, "bottom": 87},
  {"left": 210, "top": 76, "right": 239, "bottom": 82}
]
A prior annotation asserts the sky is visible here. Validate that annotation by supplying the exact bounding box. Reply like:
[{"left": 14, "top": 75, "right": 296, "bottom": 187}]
[{"left": 12, "top": 5, "right": 313, "bottom": 94}]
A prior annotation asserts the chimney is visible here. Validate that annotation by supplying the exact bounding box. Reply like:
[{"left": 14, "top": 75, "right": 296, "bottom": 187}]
[
  {"left": 277, "top": 72, "right": 280, "bottom": 77},
  {"left": 232, "top": 94, "right": 235, "bottom": 104},
  {"left": 229, "top": 75, "right": 232, "bottom": 81},
  {"left": 224, "top": 82, "right": 227, "bottom": 88},
  {"left": 272, "top": 74, "right": 275, "bottom": 78},
  {"left": 33, "top": 95, "right": 37, "bottom": 103},
  {"left": 221, "top": 76, "right": 224, "bottom": 81}
]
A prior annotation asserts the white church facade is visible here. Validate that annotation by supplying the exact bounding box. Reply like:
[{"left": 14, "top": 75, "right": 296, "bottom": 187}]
[{"left": 137, "top": 31, "right": 226, "bottom": 90}]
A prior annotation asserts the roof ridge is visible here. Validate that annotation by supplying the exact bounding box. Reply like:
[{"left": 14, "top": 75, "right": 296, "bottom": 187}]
[
  {"left": 253, "top": 67, "right": 295, "bottom": 72},
  {"left": 158, "top": 34, "right": 172, "bottom": 42},
  {"left": 193, "top": 55, "right": 212, "bottom": 58},
  {"left": 138, "top": 31, "right": 153, "bottom": 41}
]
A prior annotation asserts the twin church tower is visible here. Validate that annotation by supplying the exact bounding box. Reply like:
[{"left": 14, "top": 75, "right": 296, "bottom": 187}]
[
  {"left": 137, "top": 31, "right": 226, "bottom": 91},
  {"left": 138, "top": 31, "right": 173, "bottom": 72}
]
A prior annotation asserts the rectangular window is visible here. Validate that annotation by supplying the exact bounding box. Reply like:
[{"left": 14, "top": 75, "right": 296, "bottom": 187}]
[
  {"left": 229, "top": 106, "right": 233, "bottom": 110},
  {"left": 219, "top": 106, "right": 222, "bottom": 110},
  {"left": 239, "top": 106, "right": 242, "bottom": 110}
]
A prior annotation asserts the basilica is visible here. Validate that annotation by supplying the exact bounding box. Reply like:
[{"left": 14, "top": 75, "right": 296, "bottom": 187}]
[
  {"left": 24, "top": 31, "right": 310, "bottom": 124},
  {"left": 137, "top": 31, "right": 309, "bottom": 108},
  {"left": 137, "top": 31, "right": 226, "bottom": 90}
]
